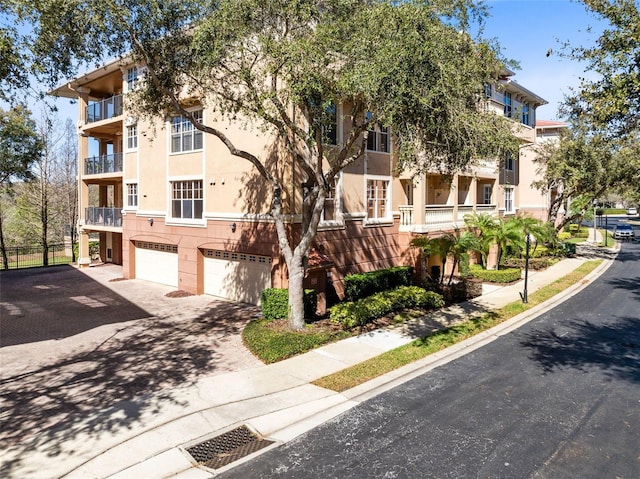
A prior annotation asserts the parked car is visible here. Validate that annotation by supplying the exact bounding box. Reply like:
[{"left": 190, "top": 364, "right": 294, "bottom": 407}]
[
  {"left": 614, "top": 224, "right": 635, "bottom": 240},
  {"left": 627, "top": 207, "right": 638, "bottom": 216}
]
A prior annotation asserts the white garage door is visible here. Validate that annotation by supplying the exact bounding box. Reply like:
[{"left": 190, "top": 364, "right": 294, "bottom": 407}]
[
  {"left": 203, "top": 249, "right": 271, "bottom": 305},
  {"left": 135, "top": 241, "right": 179, "bottom": 287}
]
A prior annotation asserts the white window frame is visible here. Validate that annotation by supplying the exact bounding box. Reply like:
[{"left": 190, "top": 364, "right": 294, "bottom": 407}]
[
  {"left": 127, "top": 66, "right": 138, "bottom": 92},
  {"left": 521, "top": 103, "right": 530, "bottom": 126},
  {"left": 126, "top": 183, "right": 138, "bottom": 208},
  {"left": 170, "top": 179, "right": 204, "bottom": 221},
  {"left": 504, "top": 91, "right": 512, "bottom": 118},
  {"left": 365, "top": 176, "right": 391, "bottom": 224},
  {"left": 319, "top": 174, "right": 344, "bottom": 228},
  {"left": 504, "top": 186, "right": 514, "bottom": 214},
  {"left": 365, "top": 112, "right": 390, "bottom": 153},
  {"left": 505, "top": 155, "right": 515, "bottom": 171},
  {"left": 170, "top": 110, "right": 204, "bottom": 154},
  {"left": 483, "top": 184, "right": 492, "bottom": 205},
  {"left": 126, "top": 124, "right": 138, "bottom": 151}
]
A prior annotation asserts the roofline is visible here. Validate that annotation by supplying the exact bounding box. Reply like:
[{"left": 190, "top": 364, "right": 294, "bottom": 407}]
[{"left": 48, "top": 56, "right": 132, "bottom": 98}]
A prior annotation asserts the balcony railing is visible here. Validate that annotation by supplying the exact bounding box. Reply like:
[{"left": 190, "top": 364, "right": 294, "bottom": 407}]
[
  {"left": 85, "top": 207, "right": 122, "bottom": 227},
  {"left": 398, "top": 204, "right": 498, "bottom": 229},
  {"left": 84, "top": 152, "right": 123, "bottom": 175},
  {"left": 85, "top": 95, "right": 123, "bottom": 123}
]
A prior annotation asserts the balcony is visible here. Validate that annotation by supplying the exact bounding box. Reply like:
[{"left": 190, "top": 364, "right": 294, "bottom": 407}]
[
  {"left": 399, "top": 204, "right": 497, "bottom": 231},
  {"left": 84, "top": 153, "right": 123, "bottom": 175},
  {"left": 85, "top": 207, "right": 122, "bottom": 228},
  {"left": 85, "top": 95, "right": 123, "bottom": 123}
]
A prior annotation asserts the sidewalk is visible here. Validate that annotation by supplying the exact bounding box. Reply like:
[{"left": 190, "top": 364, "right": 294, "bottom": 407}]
[{"left": 9, "top": 238, "right": 618, "bottom": 479}]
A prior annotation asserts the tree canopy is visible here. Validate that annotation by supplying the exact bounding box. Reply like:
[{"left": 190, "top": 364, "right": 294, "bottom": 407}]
[{"left": 7, "top": 0, "right": 520, "bottom": 328}]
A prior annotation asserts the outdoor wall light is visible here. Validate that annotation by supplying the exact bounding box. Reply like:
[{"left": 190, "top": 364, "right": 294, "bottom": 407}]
[
  {"left": 148, "top": 217, "right": 154, "bottom": 226},
  {"left": 210, "top": 178, "right": 215, "bottom": 185},
  {"left": 230, "top": 222, "right": 236, "bottom": 232}
]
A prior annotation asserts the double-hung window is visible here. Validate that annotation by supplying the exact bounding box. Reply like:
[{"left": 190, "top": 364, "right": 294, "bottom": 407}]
[
  {"left": 504, "top": 92, "right": 512, "bottom": 118},
  {"left": 365, "top": 112, "right": 389, "bottom": 153},
  {"left": 504, "top": 186, "right": 514, "bottom": 214},
  {"left": 127, "top": 66, "right": 138, "bottom": 91},
  {"left": 367, "top": 179, "right": 389, "bottom": 219},
  {"left": 483, "top": 185, "right": 492, "bottom": 205},
  {"left": 126, "top": 124, "right": 138, "bottom": 150},
  {"left": 171, "top": 180, "right": 203, "bottom": 219},
  {"left": 171, "top": 110, "right": 203, "bottom": 153},
  {"left": 127, "top": 183, "right": 138, "bottom": 208},
  {"left": 321, "top": 177, "right": 338, "bottom": 222},
  {"left": 505, "top": 155, "right": 515, "bottom": 171},
  {"left": 522, "top": 103, "right": 530, "bottom": 126}
]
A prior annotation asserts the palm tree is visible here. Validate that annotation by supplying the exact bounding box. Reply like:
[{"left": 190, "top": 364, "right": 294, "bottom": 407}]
[
  {"left": 493, "top": 218, "right": 525, "bottom": 267},
  {"left": 464, "top": 213, "right": 498, "bottom": 268},
  {"left": 446, "top": 228, "right": 479, "bottom": 285}
]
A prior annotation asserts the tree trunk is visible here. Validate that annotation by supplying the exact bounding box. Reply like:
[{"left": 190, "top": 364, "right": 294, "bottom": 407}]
[
  {"left": 287, "top": 257, "right": 306, "bottom": 330},
  {"left": 0, "top": 207, "right": 8, "bottom": 270}
]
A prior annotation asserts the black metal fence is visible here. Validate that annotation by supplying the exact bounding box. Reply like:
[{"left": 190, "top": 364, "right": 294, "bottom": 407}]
[{"left": 1, "top": 244, "right": 73, "bottom": 270}]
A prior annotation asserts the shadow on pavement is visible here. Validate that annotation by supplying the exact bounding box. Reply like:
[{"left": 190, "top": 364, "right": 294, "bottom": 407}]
[
  {"left": 0, "top": 266, "right": 259, "bottom": 478},
  {"left": 0, "top": 265, "right": 150, "bottom": 347},
  {"left": 520, "top": 316, "right": 640, "bottom": 384}
]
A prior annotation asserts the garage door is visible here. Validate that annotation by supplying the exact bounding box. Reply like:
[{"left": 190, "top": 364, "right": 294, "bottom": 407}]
[
  {"left": 135, "top": 241, "right": 179, "bottom": 287},
  {"left": 203, "top": 249, "right": 272, "bottom": 305}
]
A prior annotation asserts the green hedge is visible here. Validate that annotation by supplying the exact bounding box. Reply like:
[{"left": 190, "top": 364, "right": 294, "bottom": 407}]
[
  {"left": 343, "top": 266, "right": 413, "bottom": 302},
  {"left": 502, "top": 257, "right": 551, "bottom": 270},
  {"left": 261, "top": 288, "right": 318, "bottom": 321},
  {"left": 330, "top": 286, "right": 444, "bottom": 329},
  {"left": 469, "top": 264, "right": 521, "bottom": 283}
]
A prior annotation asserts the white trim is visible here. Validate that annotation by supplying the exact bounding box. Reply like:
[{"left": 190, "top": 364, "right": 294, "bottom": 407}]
[{"left": 364, "top": 174, "right": 392, "bottom": 225}]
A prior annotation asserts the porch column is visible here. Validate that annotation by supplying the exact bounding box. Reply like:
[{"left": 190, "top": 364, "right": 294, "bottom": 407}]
[
  {"left": 76, "top": 87, "right": 91, "bottom": 267},
  {"left": 450, "top": 174, "right": 459, "bottom": 222},
  {"left": 414, "top": 176, "right": 427, "bottom": 225},
  {"left": 470, "top": 176, "right": 478, "bottom": 212}
]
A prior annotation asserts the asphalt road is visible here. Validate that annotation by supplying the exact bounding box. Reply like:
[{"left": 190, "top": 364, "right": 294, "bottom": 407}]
[{"left": 220, "top": 241, "right": 640, "bottom": 479}]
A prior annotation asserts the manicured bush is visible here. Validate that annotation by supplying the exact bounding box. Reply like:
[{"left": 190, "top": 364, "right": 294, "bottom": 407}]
[
  {"left": 330, "top": 286, "right": 444, "bottom": 329},
  {"left": 558, "top": 232, "right": 572, "bottom": 241},
  {"left": 469, "top": 264, "right": 521, "bottom": 283},
  {"left": 502, "top": 257, "right": 551, "bottom": 270},
  {"left": 343, "top": 266, "right": 413, "bottom": 302},
  {"left": 261, "top": 288, "right": 317, "bottom": 321}
]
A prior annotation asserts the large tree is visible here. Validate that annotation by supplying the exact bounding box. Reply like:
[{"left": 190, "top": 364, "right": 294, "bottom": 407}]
[
  {"left": 0, "top": 105, "right": 41, "bottom": 269},
  {"left": 13, "top": 0, "right": 518, "bottom": 329}
]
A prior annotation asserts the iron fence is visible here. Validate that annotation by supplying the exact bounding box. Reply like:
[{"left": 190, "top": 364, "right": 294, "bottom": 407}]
[{"left": 1, "top": 244, "right": 73, "bottom": 270}]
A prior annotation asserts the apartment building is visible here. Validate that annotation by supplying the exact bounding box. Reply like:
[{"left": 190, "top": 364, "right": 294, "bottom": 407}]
[{"left": 51, "top": 63, "right": 546, "bottom": 308}]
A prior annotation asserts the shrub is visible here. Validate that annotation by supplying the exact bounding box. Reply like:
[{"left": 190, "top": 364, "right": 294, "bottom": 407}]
[
  {"left": 261, "top": 288, "right": 317, "bottom": 321},
  {"left": 469, "top": 264, "right": 521, "bottom": 283},
  {"left": 343, "top": 266, "right": 413, "bottom": 302},
  {"left": 558, "top": 232, "right": 572, "bottom": 241},
  {"left": 330, "top": 286, "right": 444, "bottom": 329},
  {"left": 502, "top": 257, "right": 551, "bottom": 270}
]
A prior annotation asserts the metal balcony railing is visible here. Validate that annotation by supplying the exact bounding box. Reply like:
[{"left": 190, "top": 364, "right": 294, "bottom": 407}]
[
  {"left": 85, "top": 95, "right": 123, "bottom": 123},
  {"left": 84, "top": 152, "right": 123, "bottom": 175},
  {"left": 85, "top": 207, "right": 123, "bottom": 227}
]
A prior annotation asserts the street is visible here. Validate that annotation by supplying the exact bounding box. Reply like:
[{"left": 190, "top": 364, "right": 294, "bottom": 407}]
[{"left": 219, "top": 241, "right": 640, "bottom": 479}]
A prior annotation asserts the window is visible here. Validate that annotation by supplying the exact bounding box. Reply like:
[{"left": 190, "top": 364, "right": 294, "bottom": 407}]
[
  {"left": 365, "top": 112, "right": 389, "bottom": 153},
  {"left": 483, "top": 185, "right": 492, "bottom": 205},
  {"left": 504, "top": 91, "right": 512, "bottom": 118},
  {"left": 127, "top": 183, "right": 138, "bottom": 208},
  {"left": 484, "top": 83, "right": 493, "bottom": 98},
  {"left": 522, "top": 103, "right": 530, "bottom": 125},
  {"left": 323, "top": 103, "right": 337, "bottom": 145},
  {"left": 505, "top": 154, "right": 515, "bottom": 171},
  {"left": 127, "top": 66, "right": 138, "bottom": 91},
  {"left": 504, "top": 187, "right": 514, "bottom": 213},
  {"left": 126, "top": 124, "right": 138, "bottom": 150},
  {"left": 367, "top": 179, "right": 389, "bottom": 219},
  {"left": 171, "top": 180, "right": 203, "bottom": 219},
  {"left": 171, "top": 110, "right": 203, "bottom": 153},
  {"left": 322, "top": 177, "right": 338, "bottom": 221}
]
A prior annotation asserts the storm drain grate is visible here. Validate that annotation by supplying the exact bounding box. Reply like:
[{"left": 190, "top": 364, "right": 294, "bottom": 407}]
[{"left": 186, "top": 425, "right": 275, "bottom": 469}]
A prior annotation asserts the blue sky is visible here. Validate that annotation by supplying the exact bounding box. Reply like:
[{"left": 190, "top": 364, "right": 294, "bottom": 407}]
[
  {"left": 481, "top": 0, "right": 606, "bottom": 120},
  {"left": 46, "top": 0, "right": 607, "bottom": 124}
]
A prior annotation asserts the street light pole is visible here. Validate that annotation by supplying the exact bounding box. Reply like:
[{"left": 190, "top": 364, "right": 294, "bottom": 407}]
[
  {"left": 593, "top": 201, "right": 597, "bottom": 242},
  {"left": 520, "top": 234, "right": 530, "bottom": 304}
]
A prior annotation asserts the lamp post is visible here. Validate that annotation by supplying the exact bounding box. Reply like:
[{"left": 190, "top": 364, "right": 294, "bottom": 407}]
[
  {"left": 593, "top": 200, "right": 597, "bottom": 242},
  {"left": 520, "top": 233, "right": 531, "bottom": 304}
]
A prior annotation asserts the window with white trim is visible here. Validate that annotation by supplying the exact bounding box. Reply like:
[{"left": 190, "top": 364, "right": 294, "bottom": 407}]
[
  {"left": 505, "top": 154, "right": 515, "bottom": 171},
  {"left": 126, "top": 124, "right": 138, "bottom": 150},
  {"left": 483, "top": 185, "right": 492, "bottom": 205},
  {"left": 365, "top": 112, "right": 389, "bottom": 153},
  {"left": 127, "top": 183, "right": 138, "bottom": 208},
  {"left": 504, "top": 186, "right": 514, "bottom": 213},
  {"left": 367, "top": 179, "right": 389, "bottom": 219},
  {"left": 127, "top": 66, "right": 139, "bottom": 91},
  {"left": 171, "top": 180, "right": 203, "bottom": 219},
  {"left": 171, "top": 110, "right": 203, "bottom": 153},
  {"left": 521, "top": 103, "right": 530, "bottom": 126},
  {"left": 321, "top": 177, "right": 339, "bottom": 222},
  {"left": 503, "top": 91, "right": 513, "bottom": 118}
]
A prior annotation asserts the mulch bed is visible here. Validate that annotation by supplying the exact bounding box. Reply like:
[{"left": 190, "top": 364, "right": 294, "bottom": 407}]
[
  {"left": 165, "top": 290, "right": 195, "bottom": 298},
  {"left": 108, "top": 277, "right": 129, "bottom": 282}
]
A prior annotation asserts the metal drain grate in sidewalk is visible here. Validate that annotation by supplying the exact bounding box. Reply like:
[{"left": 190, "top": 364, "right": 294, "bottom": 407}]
[{"left": 186, "top": 425, "right": 275, "bottom": 469}]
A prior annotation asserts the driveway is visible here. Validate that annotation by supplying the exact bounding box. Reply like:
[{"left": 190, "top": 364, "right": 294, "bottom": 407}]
[{"left": 0, "top": 264, "right": 262, "bottom": 473}]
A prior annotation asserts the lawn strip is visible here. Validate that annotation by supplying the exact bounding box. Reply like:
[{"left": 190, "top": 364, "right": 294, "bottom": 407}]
[{"left": 312, "top": 260, "right": 602, "bottom": 392}]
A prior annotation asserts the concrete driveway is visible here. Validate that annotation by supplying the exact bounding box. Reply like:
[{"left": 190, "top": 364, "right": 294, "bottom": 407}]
[{"left": 0, "top": 264, "right": 261, "bottom": 475}]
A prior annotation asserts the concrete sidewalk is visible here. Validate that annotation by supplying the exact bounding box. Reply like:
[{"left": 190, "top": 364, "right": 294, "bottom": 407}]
[{"left": 6, "top": 238, "right": 617, "bottom": 479}]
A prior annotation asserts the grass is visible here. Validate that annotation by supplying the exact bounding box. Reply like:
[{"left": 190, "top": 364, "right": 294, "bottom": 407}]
[{"left": 312, "top": 259, "right": 602, "bottom": 392}]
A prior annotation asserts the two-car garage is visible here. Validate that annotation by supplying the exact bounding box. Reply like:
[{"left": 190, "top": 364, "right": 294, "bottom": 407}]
[{"left": 132, "top": 241, "right": 272, "bottom": 305}]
